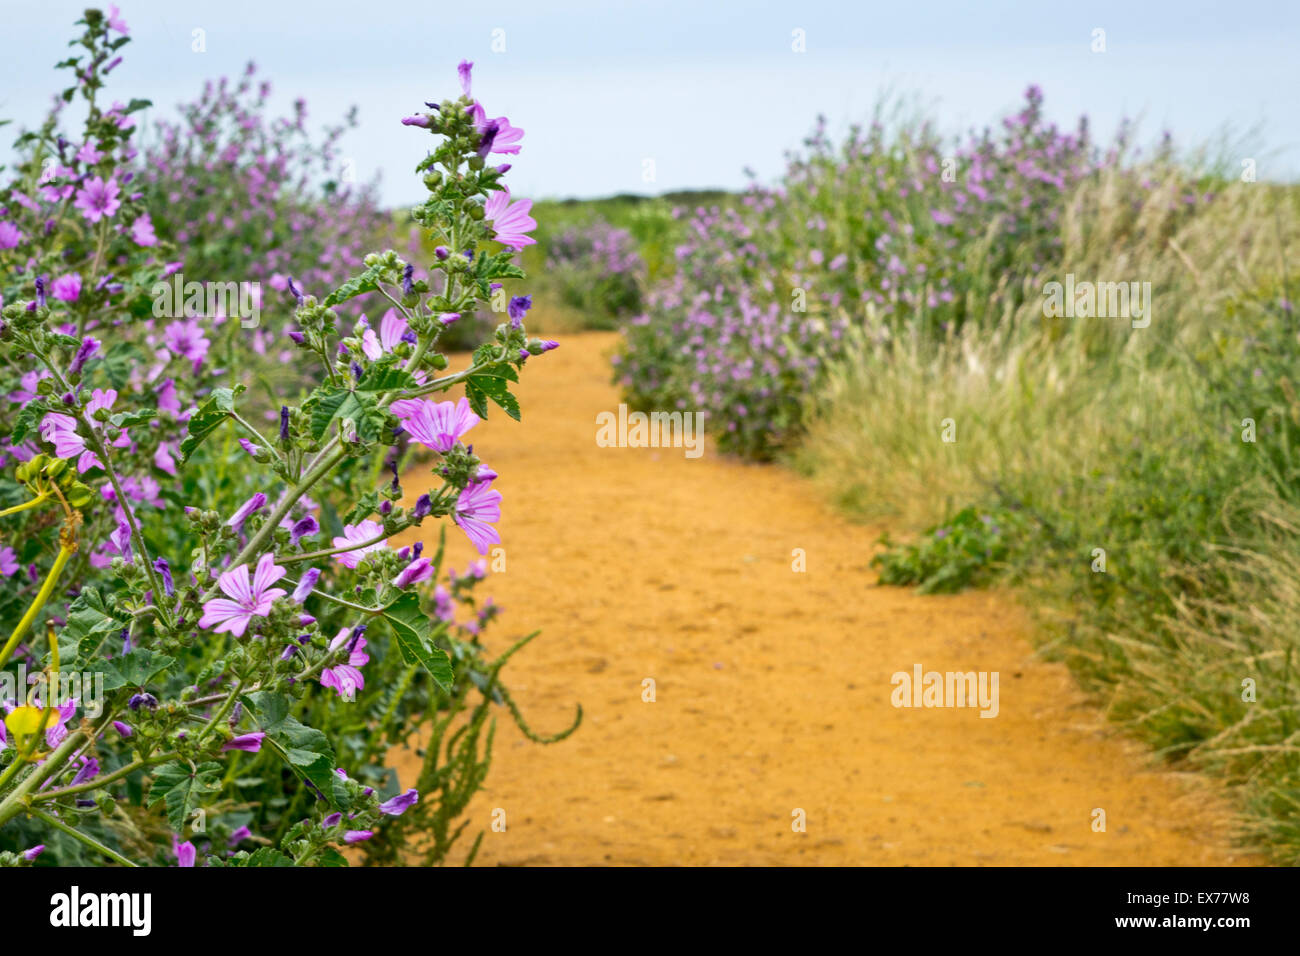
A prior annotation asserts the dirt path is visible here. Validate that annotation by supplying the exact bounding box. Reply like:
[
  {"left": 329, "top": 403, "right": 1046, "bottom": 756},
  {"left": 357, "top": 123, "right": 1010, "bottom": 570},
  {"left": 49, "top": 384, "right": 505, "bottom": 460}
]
[{"left": 391, "top": 331, "right": 1252, "bottom": 866}]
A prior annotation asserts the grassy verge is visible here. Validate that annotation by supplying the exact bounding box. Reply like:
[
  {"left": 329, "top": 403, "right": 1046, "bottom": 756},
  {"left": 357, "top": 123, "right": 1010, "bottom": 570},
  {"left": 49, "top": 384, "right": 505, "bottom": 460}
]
[{"left": 795, "top": 171, "right": 1300, "bottom": 861}]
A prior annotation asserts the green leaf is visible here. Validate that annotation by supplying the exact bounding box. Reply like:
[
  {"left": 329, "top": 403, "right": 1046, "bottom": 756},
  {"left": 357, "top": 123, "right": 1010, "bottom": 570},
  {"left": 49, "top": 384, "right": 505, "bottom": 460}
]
[
  {"left": 109, "top": 410, "right": 156, "bottom": 429},
  {"left": 149, "top": 761, "right": 222, "bottom": 830},
  {"left": 180, "top": 386, "right": 245, "bottom": 462},
  {"left": 316, "top": 847, "right": 350, "bottom": 867},
  {"left": 355, "top": 364, "right": 417, "bottom": 393},
  {"left": 100, "top": 648, "right": 176, "bottom": 691},
  {"left": 306, "top": 386, "right": 386, "bottom": 442},
  {"left": 243, "top": 848, "right": 295, "bottom": 867},
  {"left": 321, "top": 264, "right": 385, "bottom": 308},
  {"left": 10, "top": 403, "right": 42, "bottom": 445},
  {"left": 465, "top": 368, "right": 521, "bottom": 421},
  {"left": 59, "top": 587, "right": 127, "bottom": 669},
  {"left": 246, "top": 691, "right": 339, "bottom": 805},
  {"left": 381, "top": 592, "right": 453, "bottom": 692}
]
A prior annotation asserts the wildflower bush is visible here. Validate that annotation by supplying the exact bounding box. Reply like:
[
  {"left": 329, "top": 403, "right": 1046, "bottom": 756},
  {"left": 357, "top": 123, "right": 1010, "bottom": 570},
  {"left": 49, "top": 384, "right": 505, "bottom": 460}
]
[
  {"left": 616, "top": 90, "right": 1185, "bottom": 459},
  {"left": 797, "top": 143, "right": 1300, "bottom": 855},
  {"left": 543, "top": 220, "right": 644, "bottom": 327},
  {"left": 0, "top": 10, "right": 574, "bottom": 867},
  {"left": 134, "top": 62, "right": 390, "bottom": 366}
]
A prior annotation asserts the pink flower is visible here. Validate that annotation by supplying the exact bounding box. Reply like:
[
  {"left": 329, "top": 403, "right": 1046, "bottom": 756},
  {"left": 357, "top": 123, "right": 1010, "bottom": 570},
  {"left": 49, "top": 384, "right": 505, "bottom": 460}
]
[
  {"left": 51, "top": 273, "right": 82, "bottom": 303},
  {"left": 484, "top": 188, "right": 536, "bottom": 251},
  {"left": 163, "top": 319, "right": 210, "bottom": 366},
  {"left": 131, "top": 214, "right": 158, "bottom": 247},
  {"left": 106, "top": 4, "right": 129, "bottom": 35},
  {"left": 76, "top": 141, "right": 103, "bottom": 165},
  {"left": 198, "top": 553, "right": 288, "bottom": 637},
  {"left": 0, "top": 547, "right": 18, "bottom": 577},
  {"left": 319, "top": 627, "right": 370, "bottom": 700},
  {"left": 389, "top": 396, "right": 479, "bottom": 452},
  {"left": 360, "top": 309, "right": 410, "bottom": 360},
  {"left": 73, "top": 176, "right": 121, "bottom": 223},
  {"left": 39, "top": 413, "right": 102, "bottom": 473},
  {"left": 221, "top": 732, "right": 266, "bottom": 753},
  {"left": 0, "top": 222, "right": 22, "bottom": 250},
  {"left": 470, "top": 103, "right": 524, "bottom": 155},
  {"left": 174, "top": 840, "right": 195, "bottom": 868},
  {"left": 393, "top": 557, "right": 433, "bottom": 589},
  {"left": 331, "top": 519, "right": 388, "bottom": 569},
  {"left": 454, "top": 479, "right": 502, "bottom": 555}
]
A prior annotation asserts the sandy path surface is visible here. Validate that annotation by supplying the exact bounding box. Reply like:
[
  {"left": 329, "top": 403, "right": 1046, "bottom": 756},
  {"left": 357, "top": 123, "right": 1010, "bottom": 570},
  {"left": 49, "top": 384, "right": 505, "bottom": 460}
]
[{"left": 391, "top": 331, "right": 1252, "bottom": 866}]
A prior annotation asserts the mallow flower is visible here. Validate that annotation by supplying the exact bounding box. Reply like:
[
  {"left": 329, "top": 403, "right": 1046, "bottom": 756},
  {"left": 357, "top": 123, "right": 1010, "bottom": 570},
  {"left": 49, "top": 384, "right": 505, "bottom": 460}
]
[
  {"left": 454, "top": 478, "right": 502, "bottom": 555},
  {"left": 331, "top": 520, "right": 388, "bottom": 568},
  {"left": 388, "top": 397, "right": 480, "bottom": 453},
  {"left": 198, "top": 553, "right": 288, "bottom": 637},
  {"left": 483, "top": 187, "right": 536, "bottom": 251}
]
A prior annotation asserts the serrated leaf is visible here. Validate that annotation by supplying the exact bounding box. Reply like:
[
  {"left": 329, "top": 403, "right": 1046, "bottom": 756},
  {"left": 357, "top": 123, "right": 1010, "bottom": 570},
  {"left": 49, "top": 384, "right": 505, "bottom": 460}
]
[
  {"left": 180, "top": 386, "right": 244, "bottom": 462},
  {"left": 246, "top": 691, "right": 339, "bottom": 805},
  {"left": 149, "top": 761, "right": 222, "bottom": 830},
  {"left": 100, "top": 648, "right": 175, "bottom": 691},
  {"left": 465, "top": 370, "right": 520, "bottom": 421},
  {"left": 321, "top": 264, "right": 384, "bottom": 307},
  {"left": 380, "top": 592, "right": 453, "bottom": 692},
  {"left": 243, "top": 848, "right": 295, "bottom": 867}
]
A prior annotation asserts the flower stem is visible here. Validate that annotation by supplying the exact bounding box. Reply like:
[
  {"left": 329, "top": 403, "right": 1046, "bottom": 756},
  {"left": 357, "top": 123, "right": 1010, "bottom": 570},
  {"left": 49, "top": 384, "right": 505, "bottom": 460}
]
[
  {"left": 0, "top": 543, "right": 73, "bottom": 671},
  {"left": 28, "top": 806, "right": 137, "bottom": 867}
]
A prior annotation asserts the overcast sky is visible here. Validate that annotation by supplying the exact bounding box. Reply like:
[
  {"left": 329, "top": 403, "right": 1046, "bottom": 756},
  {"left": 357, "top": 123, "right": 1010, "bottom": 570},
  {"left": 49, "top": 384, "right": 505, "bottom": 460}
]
[{"left": 2, "top": 0, "right": 1297, "bottom": 208}]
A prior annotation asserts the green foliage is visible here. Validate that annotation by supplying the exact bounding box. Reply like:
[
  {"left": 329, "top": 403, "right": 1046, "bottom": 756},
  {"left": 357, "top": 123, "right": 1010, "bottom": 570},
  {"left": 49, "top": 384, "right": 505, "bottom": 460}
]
[{"left": 872, "top": 507, "right": 1021, "bottom": 594}]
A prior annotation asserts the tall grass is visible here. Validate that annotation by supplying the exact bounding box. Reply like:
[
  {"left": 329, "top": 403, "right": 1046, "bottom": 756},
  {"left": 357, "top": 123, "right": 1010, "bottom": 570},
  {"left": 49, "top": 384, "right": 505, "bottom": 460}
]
[{"left": 797, "top": 165, "right": 1300, "bottom": 859}]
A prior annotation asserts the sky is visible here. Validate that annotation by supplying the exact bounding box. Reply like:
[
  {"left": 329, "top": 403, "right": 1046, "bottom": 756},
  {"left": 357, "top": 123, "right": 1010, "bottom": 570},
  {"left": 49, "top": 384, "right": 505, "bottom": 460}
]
[{"left": 1, "top": 0, "right": 1297, "bottom": 208}]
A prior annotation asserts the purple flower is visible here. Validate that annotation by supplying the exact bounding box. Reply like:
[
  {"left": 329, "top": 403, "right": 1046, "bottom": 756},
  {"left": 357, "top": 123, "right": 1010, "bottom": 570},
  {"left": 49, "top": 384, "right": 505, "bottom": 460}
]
[
  {"left": 163, "top": 319, "right": 211, "bottom": 366},
  {"left": 454, "top": 479, "right": 502, "bottom": 555},
  {"left": 198, "top": 553, "right": 288, "bottom": 637},
  {"left": 153, "top": 556, "right": 175, "bottom": 597},
  {"left": 344, "top": 830, "right": 373, "bottom": 844},
  {"left": 68, "top": 336, "right": 99, "bottom": 374},
  {"left": 51, "top": 273, "right": 83, "bottom": 303},
  {"left": 484, "top": 187, "right": 536, "bottom": 251},
  {"left": 393, "top": 557, "right": 433, "bottom": 589},
  {"left": 112, "top": 720, "right": 133, "bottom": 738},
  {"left": 388, "top": 397, "right": 480, "bottom": 453},
  {"left": 319, "top": 627, "right": 370, "bottom": 700},
  {"left": 129, "top": 692, "right": 158, "bottom": 711},
  {"left": 412, "top": 494, "right": 432, "bottom": 519},
  {"left": 131, "top": 214, "right": 157, "bottom": 247},
  {"left": 292, "top": 567, "right": 319, "bottom": 603},
  {"left": 401, "top": 115, "right": 431, "bottom": 128},
  {"left": 227, "top": 492, "right": 267, "bottom": 532},
  {"left": 22, "top": 845, "right": 44, "bottom": 862},
  {"left": 379, "top": 788, "right": 419, "bottom": 817},
  {"left": 39, "top": 413, "right": 102, "bottom": 473},
  {"left": 174, "top": 840, "right": 196, "bottom": 868},
  {"left": 73, "top": 176, "right": 121, "bottom": 223},
  {"left": 221, "top": 732, "right": 266, "bottom": 753},
  {"left": 507, "top": 295, "right": 532, "bottom": 327},
  {"left": 69, "top": 757, "right": 100, "bottom": 786},
  {"left": 457, "top": 60, "right": 473, "bottom": 97},
  {"left": 228, "top": 826, "right": 252, "bottom": 846},
  {"left": 279, "top": 406, "right": 290, "bottom": 441},
  {"left": 290, "top": 514, "right": 320, "bottom": 545},
  {"left": 331, "top": 519, "right": 388, "bottom": 569},
  {"left": 0, "top": 222, "right": 23, "bottom": 249}
]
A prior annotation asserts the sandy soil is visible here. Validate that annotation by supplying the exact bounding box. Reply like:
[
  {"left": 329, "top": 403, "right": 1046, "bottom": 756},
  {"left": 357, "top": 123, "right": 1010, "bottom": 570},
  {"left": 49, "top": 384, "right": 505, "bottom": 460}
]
[{"left": 390, "top": 331, "right": 1253, "bottom": 866}]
